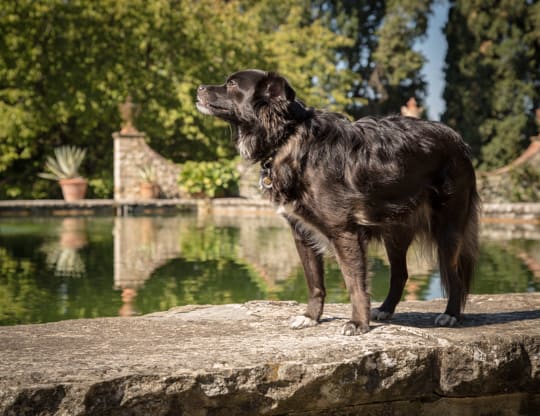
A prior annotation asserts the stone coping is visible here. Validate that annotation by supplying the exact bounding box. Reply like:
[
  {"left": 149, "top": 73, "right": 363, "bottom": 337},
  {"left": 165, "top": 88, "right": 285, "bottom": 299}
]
[
  {"left": 0, "top": 198, "right": 270, "bottom": 207},
  {"left": 482, "top": 203, "right": 540, "bottom": 223},
  {"left": 1, "top": 293, "right": 539, "bottom": 415},
  {"left": 0, "top": 199, "right": 540, "bottom": 221},
  {"left": 0, "top": 198, "right": 195, "bottom": 208},
  {"left": 0, "top": 198, "right": 273, "bottom": 217}
]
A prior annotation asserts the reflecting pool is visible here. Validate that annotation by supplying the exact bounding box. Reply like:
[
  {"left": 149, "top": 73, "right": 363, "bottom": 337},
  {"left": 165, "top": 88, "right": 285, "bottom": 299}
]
[{"left": 0, "top": 214, "right": 539, "bottom": 325}]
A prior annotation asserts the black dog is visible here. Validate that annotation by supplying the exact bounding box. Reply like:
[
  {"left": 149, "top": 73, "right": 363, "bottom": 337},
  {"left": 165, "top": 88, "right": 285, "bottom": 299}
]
[{"left": 197, "top": 69, "right": 479, "bottom": 335}]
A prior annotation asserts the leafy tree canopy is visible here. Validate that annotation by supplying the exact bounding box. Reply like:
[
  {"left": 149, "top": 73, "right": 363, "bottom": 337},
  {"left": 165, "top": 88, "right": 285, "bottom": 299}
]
[
  {"left": 0, "top": 0, "right": 354, "bottom": 198},
  {"left": 0, "top": 0, "right": 436, "bottom": 198}
]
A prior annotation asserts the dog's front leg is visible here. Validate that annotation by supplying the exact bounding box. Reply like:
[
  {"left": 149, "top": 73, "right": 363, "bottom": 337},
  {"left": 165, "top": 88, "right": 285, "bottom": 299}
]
[
  {"left": 288, "top": 226, "right": 326, "bottom": 330},
  {"left": 333, "top": 231, "right": 370, "bottom": 335}
]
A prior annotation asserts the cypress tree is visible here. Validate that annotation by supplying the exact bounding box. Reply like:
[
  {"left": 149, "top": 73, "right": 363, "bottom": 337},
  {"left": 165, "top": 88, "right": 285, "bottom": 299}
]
[{"left": 442, "top": 0, "right": 539, "bottom": 170}]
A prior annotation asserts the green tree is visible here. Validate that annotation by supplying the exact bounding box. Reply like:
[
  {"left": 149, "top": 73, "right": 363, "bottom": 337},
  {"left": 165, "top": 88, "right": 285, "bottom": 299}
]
[
  {"left": 0, "top": 0, "right": 354, "bottom": 199},
  {"left": 311, "top": 0, "right": 433, "bottom": 118},
  {"left": 442, "top": 0, "right": 539, "bottom": 170},
  {"left": 370, "top": 0, "right": 432, "bottom": 115}
]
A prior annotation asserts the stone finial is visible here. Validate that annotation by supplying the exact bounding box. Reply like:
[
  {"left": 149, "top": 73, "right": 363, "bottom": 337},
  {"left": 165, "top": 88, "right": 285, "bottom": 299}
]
[
  {"left": 401, "top": 97, "right": 423, "bottom": 118},
  {"left": 119, "top": 95, "right": 141, "bottom": 134}
]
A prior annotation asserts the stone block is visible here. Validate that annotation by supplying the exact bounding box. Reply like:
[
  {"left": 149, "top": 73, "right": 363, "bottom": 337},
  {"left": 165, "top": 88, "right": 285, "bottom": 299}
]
[{"left": 1, "top": 294, "right": 540, "bottom": 415}]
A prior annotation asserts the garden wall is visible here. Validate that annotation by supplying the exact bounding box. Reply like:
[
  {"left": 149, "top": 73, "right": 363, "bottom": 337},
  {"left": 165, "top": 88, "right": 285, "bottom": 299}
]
[
  {"left": 478, "top": 136, "right": 540, "bottom": 203},
  {"left": 113, "top": 131, "right": 182, "bottom": 200},
  {"left": 113, "top": 131, "right": 262, "bottom": 200}
]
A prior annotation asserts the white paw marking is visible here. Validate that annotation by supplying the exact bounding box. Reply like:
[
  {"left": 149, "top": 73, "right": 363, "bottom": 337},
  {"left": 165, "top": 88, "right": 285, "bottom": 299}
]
[
  {"left": 341, "top": 322, "right": 369, "bottom": 336},
  {"left": 289, "top": 315, "right": 318, "bottom": 330},
  {"left": 370, "top": 308, "right": 394, "bottom": 321},
  {"left": 435, "top": 313, "right": 458, "bottom": 327}
]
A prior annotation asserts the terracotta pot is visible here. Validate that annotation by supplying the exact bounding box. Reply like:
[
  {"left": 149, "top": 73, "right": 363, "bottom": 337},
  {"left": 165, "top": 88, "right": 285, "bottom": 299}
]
[
  {"left": 140, "top": 182, "right": 159, "bottom": 199},
  {"left": 59, "top": 178, "right": 88, "bottom": 202}
]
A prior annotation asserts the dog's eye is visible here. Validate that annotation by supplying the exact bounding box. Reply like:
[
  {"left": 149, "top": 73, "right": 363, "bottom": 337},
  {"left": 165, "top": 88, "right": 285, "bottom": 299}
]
[{"left": 227, "top": 79, "right": 237, "bottom": 88}]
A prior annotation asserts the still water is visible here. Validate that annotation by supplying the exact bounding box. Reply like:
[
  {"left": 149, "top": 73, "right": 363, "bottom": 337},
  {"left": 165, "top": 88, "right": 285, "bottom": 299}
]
[{"left": 0, "top": 214, "right": 539, "bottom": 325}]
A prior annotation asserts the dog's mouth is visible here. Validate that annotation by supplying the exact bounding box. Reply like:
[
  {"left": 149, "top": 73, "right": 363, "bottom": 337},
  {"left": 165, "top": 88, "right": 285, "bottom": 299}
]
[{"left": 196, "top": 97, "right": 230, "bottom": 115}]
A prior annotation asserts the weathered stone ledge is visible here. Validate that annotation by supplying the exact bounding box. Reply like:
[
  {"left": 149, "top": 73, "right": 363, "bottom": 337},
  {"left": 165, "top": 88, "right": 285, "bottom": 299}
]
[
  {"left": 1, "top": 294, "right": 539, "bottom": 415},
  {"left": 1, "top": 199, "right": 540, "bottom": 222}
]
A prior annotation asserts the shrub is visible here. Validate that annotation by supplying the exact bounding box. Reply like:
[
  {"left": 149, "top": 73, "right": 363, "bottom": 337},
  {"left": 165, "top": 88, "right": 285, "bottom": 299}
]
[{"left": 179, "top": 159, "right": 240, "bottom": 198}]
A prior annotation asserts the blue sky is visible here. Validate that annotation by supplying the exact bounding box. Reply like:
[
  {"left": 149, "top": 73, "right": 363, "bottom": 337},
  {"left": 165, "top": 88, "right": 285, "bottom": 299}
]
[{"left": 415, "top": 1, "right": 450, "bottom": 120}]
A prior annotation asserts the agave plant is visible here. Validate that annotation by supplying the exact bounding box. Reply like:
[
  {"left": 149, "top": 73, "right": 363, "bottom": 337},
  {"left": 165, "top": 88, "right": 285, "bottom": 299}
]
[
  {"left": 138, "top": 165, "right": 156, "bottom": 183},
  {"left": 42, "top": 243, "right": 86, "bottom": 278},
  {"left": 39, "top": 146, "right": 87, "bottom": 181}
]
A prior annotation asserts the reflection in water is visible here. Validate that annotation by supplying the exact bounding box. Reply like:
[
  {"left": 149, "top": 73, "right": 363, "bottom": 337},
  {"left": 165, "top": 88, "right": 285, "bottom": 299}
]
[
  {"left": 112, "top": 215, "right": 301, "bottom": 316},
  {"left": 110, "top": 216, "right": 540, "bottom": 316},
  {"left": 113, "top": 216, "right": 185, "bottom": 316},
  {"left": 480, "top": 223, "right": 540, "bottom": 292},
  {"left": 0, "top": 214, "right": 539, "bottom": 325},
  {"left": 41, "top": 218, "right": 88, "bottom": 277},
  {"left": 119, "top": 287, "right": 138, "bottom": 317},
  {"left": 114, "top": 216, "right": 181, "bottom": 290}
]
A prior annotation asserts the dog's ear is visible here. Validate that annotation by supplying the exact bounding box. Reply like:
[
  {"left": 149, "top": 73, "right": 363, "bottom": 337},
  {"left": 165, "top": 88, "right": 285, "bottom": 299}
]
[{"left": 260, "top": 73, "right": 296, "bottom": 101}]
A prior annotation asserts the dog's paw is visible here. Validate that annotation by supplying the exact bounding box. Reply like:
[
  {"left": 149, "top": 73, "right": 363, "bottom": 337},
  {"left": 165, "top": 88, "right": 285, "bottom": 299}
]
[
  {"left": 370, "top": 308, "right": 393, "bottom": 321},
  {"left": 434, "top": 313, "right": 458, "bottom": 327},
  {"left": 289, "top": 315, "right": 318, "bottom": 330},
  {"left": 341, "top": 321, "right": 370, "bottom": 336}
]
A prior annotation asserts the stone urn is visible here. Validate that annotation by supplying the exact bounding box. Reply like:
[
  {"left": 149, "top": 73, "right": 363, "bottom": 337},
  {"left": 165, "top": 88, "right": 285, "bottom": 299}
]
[
  {"left": 59, "top": 178, "right": 88, "bottom": 202},
  {"left": 140, "top": 182, "right": 159, "bottom": 199}
]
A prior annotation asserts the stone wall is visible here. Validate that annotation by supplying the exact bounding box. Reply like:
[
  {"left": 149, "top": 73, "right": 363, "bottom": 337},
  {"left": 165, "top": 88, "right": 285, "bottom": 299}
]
[
  {"left": 478, "top": 136, "right": 540, "bottom": 203},
  {"left": 113, "top": 131, "right": 182, "bottom": 200}
]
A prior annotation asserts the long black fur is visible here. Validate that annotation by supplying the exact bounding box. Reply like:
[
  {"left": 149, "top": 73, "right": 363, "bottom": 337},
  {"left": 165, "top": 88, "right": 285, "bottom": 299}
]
[{"left": 197, "top": 69, "right": 480, "bottom": 335}]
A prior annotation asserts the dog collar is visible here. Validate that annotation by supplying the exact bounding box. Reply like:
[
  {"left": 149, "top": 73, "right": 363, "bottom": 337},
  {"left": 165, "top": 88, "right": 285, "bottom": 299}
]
[{"left": 260, "top": 158, "right": 273, "bottom": 189}]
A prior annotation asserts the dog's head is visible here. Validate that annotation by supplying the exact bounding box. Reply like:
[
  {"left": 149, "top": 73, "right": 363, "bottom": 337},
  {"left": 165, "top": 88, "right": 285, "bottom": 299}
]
[{"left": 196, "top": 70, "right": 310, "bottom": 161}]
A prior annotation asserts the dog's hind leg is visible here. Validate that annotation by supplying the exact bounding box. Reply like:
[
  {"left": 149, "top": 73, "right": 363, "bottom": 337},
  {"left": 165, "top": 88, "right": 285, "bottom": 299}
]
[
  {"left": 288, "top": 226, "right": 326, "bottom": 329},
  {"left": 371, "top": 230, "right": 414, "bottom": 321},
  {"left": 433, "top": 186, "right": 479, "bottom": 326},
  {"left": 332, "top": 230, "right": 370, "bottom": 335},
  {"left": 434, "top": 233, "right": 465, "bottom": 326}
]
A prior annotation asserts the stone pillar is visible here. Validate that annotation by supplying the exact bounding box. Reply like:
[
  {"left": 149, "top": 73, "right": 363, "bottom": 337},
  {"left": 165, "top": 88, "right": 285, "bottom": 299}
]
[
  {"left": 113, "top": 131, "right": 144, "bottom": 199},
  {"left": 113, "top": 96, "right": 182, "bottom": 200}
]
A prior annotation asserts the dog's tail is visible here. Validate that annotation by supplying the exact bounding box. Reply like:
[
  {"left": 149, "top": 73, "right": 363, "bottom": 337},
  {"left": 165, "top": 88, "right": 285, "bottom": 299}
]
[
  {"left": 455, "top": 183, "right": 480, "bottom": 308},
  {"left": 429, "top": 125, "right": 481, "bottom": 312}
]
